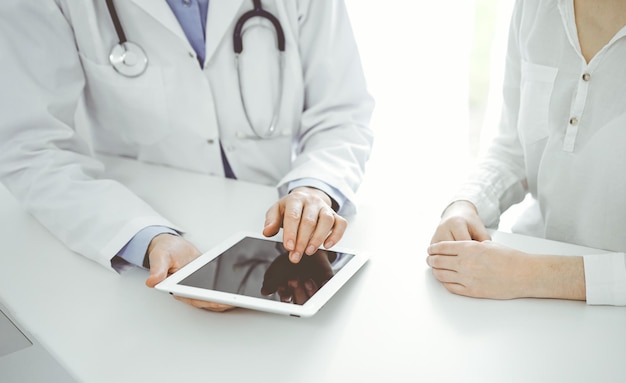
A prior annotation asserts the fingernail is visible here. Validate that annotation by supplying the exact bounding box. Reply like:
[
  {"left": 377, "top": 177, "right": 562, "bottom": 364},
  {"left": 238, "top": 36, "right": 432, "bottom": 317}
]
[
  {"left": 324, "top": 240, "right": 334, "bottom": 249},
  {"left": 290, "top": 252, "right": 301, "bottom": 263},
  {"left": 286, "top": 240, "right": 294, "bottom": 250},
  {"left": 306, "top": 245, "right": 316, "bottom": 255}
]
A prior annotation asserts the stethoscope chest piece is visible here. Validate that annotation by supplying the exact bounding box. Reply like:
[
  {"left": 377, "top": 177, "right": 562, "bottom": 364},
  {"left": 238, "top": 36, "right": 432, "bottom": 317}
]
[{"left": 109, "top": 42, "right": 148, "bottom": 77}]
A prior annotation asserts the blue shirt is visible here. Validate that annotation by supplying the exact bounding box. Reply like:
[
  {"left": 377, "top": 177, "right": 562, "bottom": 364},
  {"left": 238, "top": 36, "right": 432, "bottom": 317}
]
[{"left": 166, "top": 0, "right": 209, "bottom": 64}]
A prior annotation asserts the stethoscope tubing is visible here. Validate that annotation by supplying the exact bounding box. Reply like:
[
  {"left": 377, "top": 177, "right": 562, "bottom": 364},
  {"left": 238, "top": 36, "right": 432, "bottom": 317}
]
[
  {"left": 232, "top": 0, "right": 287, "bottom": 139},
  {"left": 233, "top": 0, "right": 286, "bottom": 54},
  {"left": 106, "top": 0, "right": 286, "bottom": 138},
  {"left": 105, "top": 0, "right": 127, "bottom": 44}
]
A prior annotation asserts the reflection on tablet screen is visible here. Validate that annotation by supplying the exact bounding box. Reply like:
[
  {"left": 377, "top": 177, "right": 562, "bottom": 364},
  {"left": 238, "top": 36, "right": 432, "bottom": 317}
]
[{"left": 179, "top": 237, "right": 354, "bottom": 305}]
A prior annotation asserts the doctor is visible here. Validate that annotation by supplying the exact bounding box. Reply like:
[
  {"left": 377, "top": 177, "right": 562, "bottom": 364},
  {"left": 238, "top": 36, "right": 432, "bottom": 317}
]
[{"left": 0, "top": 0, "right": 373, "bottom": 311}]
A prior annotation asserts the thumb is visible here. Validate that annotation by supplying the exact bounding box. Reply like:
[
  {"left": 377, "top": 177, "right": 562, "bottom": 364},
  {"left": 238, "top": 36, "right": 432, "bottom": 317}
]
[
  {"left": 471, "top": 225, "right": 492, "bottom": 242},
  {"left": 263, "top": 202, "right": 282, "bottom": 237},
  {"left": 145, "top": 252, "right": 169, "bottom": 288}
]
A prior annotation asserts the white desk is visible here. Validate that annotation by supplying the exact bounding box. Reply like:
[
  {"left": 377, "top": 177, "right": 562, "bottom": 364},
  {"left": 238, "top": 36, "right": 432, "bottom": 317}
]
[{"left": 1, "top": 156, "right": 625, "bottom": 383}]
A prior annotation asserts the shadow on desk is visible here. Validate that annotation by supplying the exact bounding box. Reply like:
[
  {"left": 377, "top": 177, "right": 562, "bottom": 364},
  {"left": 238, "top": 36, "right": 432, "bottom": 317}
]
[{"left": 422, "top": 268, "right": 587, "bottom": 335}]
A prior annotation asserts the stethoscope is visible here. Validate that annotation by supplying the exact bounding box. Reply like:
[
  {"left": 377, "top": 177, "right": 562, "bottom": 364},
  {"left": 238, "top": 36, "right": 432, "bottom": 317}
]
[
  {"left": 105, "top": 0, "right": 287, "bottom": 139},
  {"left": 105, "top": 0, "right": 148, "bottom": 78}
]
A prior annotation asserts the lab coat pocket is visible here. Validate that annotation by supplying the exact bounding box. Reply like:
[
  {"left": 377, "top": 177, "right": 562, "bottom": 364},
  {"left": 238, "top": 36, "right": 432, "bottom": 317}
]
[
  {"left": 79, "top": 54, "right": 169, "bottom": 145},
  {"left": 517, "top": 61, "right": 558, "bottom": 144}
]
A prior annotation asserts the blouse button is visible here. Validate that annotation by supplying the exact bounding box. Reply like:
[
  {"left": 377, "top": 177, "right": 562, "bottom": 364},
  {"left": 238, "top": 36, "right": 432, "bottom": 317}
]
[
  {"left": 582, "top": 73, "right": 591, "bottom": 81},
  {"left": 569, "top": 117, "right": 579, "bottom": 125}
]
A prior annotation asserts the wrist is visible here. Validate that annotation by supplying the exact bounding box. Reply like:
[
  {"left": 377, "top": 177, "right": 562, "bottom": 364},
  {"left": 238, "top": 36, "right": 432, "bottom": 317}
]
[
  {"left": 526, "top": 255, "right": 586, "bottom": 301},
  {"left": 291, "top": 186, "right": 334, "bottom": 209},
  {"left": 145, "top": 232, "right": 178, "bottom": 268},
  {"left": 442, "top": 200, "right": 478, "bottom": 219}
]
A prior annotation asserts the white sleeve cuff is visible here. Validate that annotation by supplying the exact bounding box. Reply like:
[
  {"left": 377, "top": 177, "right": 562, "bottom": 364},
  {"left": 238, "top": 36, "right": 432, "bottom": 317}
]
[{"left": 583, "top": 252, "right": 626, "bottom": 306}]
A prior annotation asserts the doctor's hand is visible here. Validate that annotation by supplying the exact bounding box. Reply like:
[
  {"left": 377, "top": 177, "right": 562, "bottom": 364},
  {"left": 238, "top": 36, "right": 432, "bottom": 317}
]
[
  {"left": 145, "top": 234, "right": 234, "bottom": 312},
  {"left": 263, "top": 186, "right": 347, "bottom": 264},
  {"left": 430, "top": 200, "right": 491, "bottom": 244}
]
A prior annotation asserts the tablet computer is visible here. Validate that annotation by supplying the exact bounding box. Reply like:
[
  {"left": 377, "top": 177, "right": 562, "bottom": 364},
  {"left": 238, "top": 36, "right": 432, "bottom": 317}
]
[{"left": 155, "top": 232, "right": 369, "bottom": 317}]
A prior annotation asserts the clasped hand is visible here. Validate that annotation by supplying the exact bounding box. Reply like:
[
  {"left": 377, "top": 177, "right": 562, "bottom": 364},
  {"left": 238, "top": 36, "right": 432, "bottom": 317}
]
[{"left": 427, "top": 201, "right": 532, "bottom": 300}]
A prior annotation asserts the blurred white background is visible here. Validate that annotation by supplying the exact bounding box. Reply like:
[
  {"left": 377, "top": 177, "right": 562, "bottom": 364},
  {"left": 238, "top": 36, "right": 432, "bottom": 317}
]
[{"left": 344, "top": 0, "right": 516, "bottom": 230}]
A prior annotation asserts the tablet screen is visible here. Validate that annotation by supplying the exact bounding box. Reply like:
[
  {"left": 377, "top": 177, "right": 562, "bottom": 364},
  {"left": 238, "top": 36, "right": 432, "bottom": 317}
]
[{"left": 178, "top": 237, "right": 355, "bottom": 305}]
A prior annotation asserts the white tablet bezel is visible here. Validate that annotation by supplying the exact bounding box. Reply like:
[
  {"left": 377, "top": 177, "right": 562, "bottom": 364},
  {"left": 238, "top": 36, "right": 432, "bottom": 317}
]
[{"left": 155, "top": 231, "right": 369, "bottom": 317}]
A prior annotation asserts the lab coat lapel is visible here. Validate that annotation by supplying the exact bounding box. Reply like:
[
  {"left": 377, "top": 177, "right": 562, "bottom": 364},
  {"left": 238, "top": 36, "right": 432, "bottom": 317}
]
[
  {"left": 127, "top": 0, "right": 189, "bottom": 44},
  {"left": 204, "top": 0, "right": 245, "bottom": 63}
]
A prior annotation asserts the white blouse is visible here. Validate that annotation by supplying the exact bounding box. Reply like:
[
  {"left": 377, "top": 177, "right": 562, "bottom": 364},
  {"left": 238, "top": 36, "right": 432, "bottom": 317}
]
[{"left": 453, "top": 0, "right": 626, "bottom": 305}]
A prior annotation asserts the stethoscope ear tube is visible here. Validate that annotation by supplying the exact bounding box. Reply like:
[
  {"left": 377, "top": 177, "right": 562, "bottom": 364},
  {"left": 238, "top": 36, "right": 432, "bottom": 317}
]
[
  {"left": 233, "top": 0, "right": 286, "bottom": 54},
  {"left": 232, "top": 0, "right": 287, "bottom": 139}
]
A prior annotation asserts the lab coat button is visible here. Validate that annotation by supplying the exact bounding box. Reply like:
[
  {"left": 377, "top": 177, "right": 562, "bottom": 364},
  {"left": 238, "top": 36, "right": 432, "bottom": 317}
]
[
  {"left": 207, "top": 139, "right": 215, "bottom": 144},
  {"left": 582, "top": 73, "right": 591, "bottom": 81},
  {"left": 569, "top": 117, "right": 578, "bottom": 125}
]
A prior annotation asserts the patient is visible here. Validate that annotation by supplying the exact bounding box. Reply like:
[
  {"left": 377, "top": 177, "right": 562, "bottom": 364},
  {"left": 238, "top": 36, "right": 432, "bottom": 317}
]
[{"left": 427, "top": 0, "right": 626, "bottom": 305}]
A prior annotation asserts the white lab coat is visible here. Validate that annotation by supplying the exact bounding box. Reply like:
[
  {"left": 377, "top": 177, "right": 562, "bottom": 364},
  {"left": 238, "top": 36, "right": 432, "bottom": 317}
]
[{"left": 0, "top": 0, "right": 373, "bottom": 270}]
